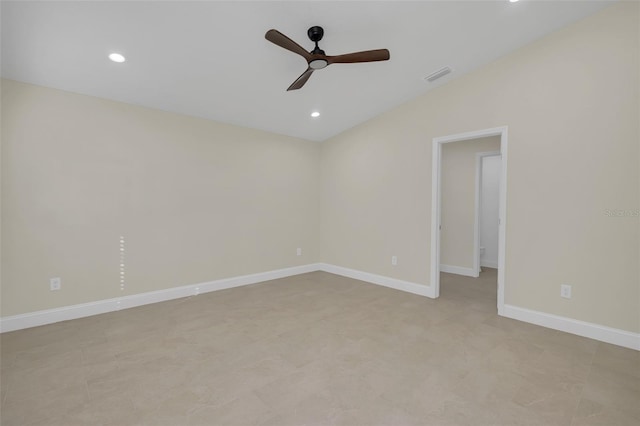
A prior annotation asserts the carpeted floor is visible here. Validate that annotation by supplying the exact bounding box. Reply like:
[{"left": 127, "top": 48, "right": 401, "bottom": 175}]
[{"left": 1, "top": 269, "right": 638, "bottom": 425}]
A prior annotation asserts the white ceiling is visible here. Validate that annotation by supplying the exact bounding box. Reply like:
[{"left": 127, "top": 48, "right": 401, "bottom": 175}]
[{"left": 1, "top": 1, "right": 612, "bottom": 142}]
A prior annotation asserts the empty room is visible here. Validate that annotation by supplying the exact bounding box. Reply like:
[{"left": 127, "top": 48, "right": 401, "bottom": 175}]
[{"left": 1, "top": 1, "right": 638, "bottom": 425}]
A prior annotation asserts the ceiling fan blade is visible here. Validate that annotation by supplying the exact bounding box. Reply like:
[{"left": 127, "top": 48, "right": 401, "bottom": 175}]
[
  {"left": 327, "top": 49, "right": 390, "bottom": 64},
  {"left": 287, "top": 68, "right": 314, "bottom": 91},
  {"left": 265, "top": 29, "right": 311, "bottom": 60}
]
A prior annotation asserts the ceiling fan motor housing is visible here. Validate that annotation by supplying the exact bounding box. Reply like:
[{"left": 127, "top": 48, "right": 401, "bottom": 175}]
[{"left": 307, "top": 26, "right": 328, "bottom": 68}]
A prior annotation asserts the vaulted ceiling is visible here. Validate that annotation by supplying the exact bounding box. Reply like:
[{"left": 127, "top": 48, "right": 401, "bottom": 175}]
[{"left": 1, "top": 1, "right": 611, "bottom": 141}]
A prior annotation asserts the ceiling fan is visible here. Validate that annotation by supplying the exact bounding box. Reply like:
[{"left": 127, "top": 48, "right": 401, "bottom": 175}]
[{"left": 265, "top": 26, "right": 390, "bottom": 91}]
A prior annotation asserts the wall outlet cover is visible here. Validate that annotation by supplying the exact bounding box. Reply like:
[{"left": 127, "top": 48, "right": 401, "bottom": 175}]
[{"left": 50, "top": 277, "right": 61, "bottom": 291}]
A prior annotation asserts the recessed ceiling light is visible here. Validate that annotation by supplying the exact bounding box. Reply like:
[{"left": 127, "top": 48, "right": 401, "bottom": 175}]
[
  {"left": 509, "top": 0, "right": 520, "bottom": 3},
  {"left": 310, "top": 111, "right": 320, "bottom": 118},
  {"left": 108, "top": 53, "right": 126, "bottom": 63}
]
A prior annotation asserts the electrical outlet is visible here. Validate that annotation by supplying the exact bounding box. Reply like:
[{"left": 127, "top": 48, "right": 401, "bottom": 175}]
[
  {"left": 560, "top": 284, "right": 571, "bottom": 299},
  {"left": 296, "top": 248, "right": 302, "bottom": 256},
  {"left": 391, "top": 256, "right": 398, "bottom": 266},
  {"left": 50, "top": 277, "right": 61, "bottom": 291}
]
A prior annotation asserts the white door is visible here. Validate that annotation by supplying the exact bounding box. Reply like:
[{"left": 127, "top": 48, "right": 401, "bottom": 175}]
[{"left": 480, "top": 155, "right": 501, "bottom": 269}]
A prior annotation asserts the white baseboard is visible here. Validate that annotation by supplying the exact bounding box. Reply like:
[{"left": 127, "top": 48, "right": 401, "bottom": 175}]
[
  {"left": 3, "top": 263, "right": 637, "bottom": 351},
  {"left": 502, "top": 304, "right": 640, "bottom": 351},
  {"left": 0, "top": 263, "right": 321, "bottom": 333},
  {"left": 319, "top": 263, "right": 434, "bottom": 298},
  {"left": 481, "top": 260, "right": 498, "bottom": 269},
  {"left": 440, "top": 264, "right": 478, "bottom": 277}
]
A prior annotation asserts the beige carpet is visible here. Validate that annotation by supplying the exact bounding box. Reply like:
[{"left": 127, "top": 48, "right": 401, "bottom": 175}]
[{"left": 1, "top": 269, "right": 638, "bottom": 425}]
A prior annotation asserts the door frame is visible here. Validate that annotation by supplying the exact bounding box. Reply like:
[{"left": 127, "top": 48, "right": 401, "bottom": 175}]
[
  {"left": 475, "top": 151, "right": 501, "bottom": 276},
  {"left": 430, "top": 126, "right": 508, "bottom": 314}
]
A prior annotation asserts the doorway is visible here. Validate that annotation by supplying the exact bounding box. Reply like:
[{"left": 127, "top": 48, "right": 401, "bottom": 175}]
[{"left": 430, "top": 127, "right": 507, "bottom": 314}]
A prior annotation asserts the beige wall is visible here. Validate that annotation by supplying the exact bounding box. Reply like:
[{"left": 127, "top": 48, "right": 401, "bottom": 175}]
[
  {"left": 321, "top": 2, "right": 639, "bottom": 332},
  {"left": 441, "top": 136, "right": 500, "bottom": 270},
  {"left": 1, "top": 80, "right": 320, "bottom": 316}
]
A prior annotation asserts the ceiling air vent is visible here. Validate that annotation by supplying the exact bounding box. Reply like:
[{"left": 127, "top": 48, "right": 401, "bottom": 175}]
[{"left": 425, "top": 66, "right": 452, "bottom": 82}]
